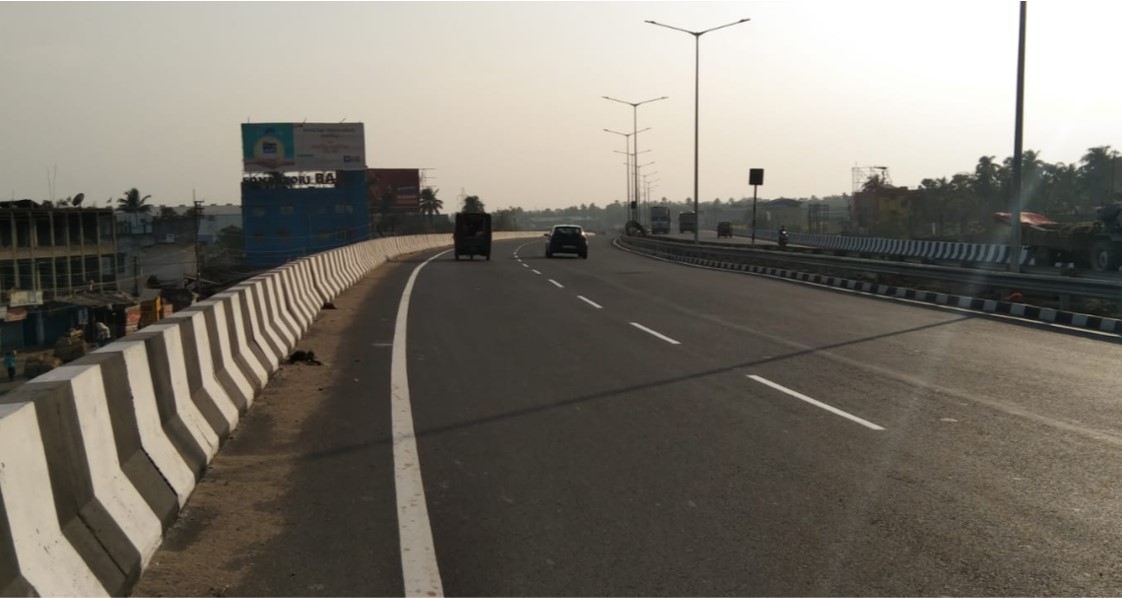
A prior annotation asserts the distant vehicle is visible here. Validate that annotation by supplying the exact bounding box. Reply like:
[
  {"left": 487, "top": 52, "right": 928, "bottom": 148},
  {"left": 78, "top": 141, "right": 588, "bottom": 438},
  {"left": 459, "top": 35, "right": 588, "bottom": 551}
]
[
  {"left": 679, "top": 211, "right": 697, "bottom": 234},
  {"left": 453, "top": 212, "right": 492, "bottom": 260},
  {"left": 545, "top": 224, "right": 588, "bottom": 259},
  {"left": 650, "top": 206, "right": 671, "bottom": 235},
  {"left": 717, "top": 221, "right": 733, "bottom": 238},
  {"left": 994, "top": 206, "right": 1122, "bottom": 271}
]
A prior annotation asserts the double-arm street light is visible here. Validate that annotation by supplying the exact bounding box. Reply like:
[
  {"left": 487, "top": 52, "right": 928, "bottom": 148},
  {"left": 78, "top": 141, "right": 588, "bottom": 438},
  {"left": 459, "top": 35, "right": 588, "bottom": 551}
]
[
  {"left": 643, "top": 171, "right": 660, "bottom": 226},
  {"left": 603, "top": 95, "right": 668, "bottom": 223},
  {"left": 604, "top": 127, "right": 650, "bottom": 212},
  {"left": 636, "top": 162, "right": 656, "bottom": 225},
  {"left": 646, "top": 17, "right": 750, "bottom": 243}
]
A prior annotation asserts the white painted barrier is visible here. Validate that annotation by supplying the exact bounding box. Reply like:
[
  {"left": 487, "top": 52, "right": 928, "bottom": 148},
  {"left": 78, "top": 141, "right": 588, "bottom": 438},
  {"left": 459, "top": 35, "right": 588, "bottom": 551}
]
[{"left": 0, "top": 231, "right": 541, "bottom": 595}]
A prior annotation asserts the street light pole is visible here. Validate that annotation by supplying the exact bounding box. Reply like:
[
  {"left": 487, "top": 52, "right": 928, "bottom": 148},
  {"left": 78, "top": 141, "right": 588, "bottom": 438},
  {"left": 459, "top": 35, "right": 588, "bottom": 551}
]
[
  {"left": 604, "top": 96, "right": 668, "bottom": 224},
  {"left": 1009, "top": 1, "right": 1027, "bottom": 273},
  {"left": 636, "top": 162, "right": 655, "bottom": 227},
  {"left": 647, "top": 17, "right": 750, "bottom": 243},
  {"left": 605, "top": 127, "right": 650, "bottom": 216},
  {"left": 643, "top": 172, "right": 659, "bottom": 228}
]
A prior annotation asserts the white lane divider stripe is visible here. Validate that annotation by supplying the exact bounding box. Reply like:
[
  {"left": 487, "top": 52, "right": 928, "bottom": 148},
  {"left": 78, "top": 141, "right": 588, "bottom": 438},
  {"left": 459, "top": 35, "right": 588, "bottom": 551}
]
[
  {"left": 747, "top": 375, "right": 885, "bottom": 431},
  {"left": 391, "top": 250, "right": 447, "bottom": 597},
  {"left": 531, "top": 269, "right": 542, "bottom": 275},
  {"left": 522, "top": 263, "right": 529, "bottom": 268},
  {"left": 629, "top": 322, "right": 681, "bottom": 345},
  {"left": 578, "top": 295, "right": 603, "bottom": 309},
  {"left": 549, "top": 279, "right": 564, "bottom": 288}
]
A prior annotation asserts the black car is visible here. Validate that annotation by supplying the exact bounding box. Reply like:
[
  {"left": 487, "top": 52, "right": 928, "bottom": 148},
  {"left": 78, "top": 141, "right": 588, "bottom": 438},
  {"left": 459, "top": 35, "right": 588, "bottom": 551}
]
[{"left": 545, "top": 224, "right": 588, "bottom": 259}]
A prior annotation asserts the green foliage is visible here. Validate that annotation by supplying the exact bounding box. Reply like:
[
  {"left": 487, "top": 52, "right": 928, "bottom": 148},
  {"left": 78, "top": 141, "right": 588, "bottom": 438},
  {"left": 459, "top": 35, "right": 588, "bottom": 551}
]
[
  {"left": 116, "top": 188, "right": 152, "bottom": 214},
  {"left": 462, "top": 195, "right": 485, "bottom": 213},
  {"left": 216, "top": 226, "right": 244, "bottom": 254},
  {"left": 419, "top": 187, "right": 443, "bottom": 217}
]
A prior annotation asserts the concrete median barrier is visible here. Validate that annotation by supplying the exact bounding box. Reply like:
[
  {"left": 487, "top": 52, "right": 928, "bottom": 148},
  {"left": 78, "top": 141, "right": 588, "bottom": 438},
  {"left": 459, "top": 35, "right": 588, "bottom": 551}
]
[{"left": 0, "top": 231, "right": 542, "bottom": 595}]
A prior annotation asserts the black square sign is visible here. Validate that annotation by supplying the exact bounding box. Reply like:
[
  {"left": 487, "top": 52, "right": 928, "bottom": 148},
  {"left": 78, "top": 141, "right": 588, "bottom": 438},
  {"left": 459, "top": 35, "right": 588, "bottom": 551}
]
[{"left": 749, "top": 168, "right": 764, "bottom": 186}]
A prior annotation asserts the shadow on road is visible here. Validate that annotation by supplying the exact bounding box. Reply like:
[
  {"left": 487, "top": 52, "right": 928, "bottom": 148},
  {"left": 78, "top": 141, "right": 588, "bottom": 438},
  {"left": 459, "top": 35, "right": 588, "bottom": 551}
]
[{"left": 298, "top": 315, "right": 971, "bottom": 462}]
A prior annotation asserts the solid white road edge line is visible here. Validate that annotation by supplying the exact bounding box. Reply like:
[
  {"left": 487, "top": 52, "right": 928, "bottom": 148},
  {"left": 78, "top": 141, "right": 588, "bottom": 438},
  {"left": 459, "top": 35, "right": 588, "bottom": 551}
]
[
  {"left": 630, "top": 322, "right": 681, "bottom": 345},
  {"left": 549, "top": 279, "right": 564, "bottom": 288},
  {"left": 391, "top": 249, "right": 448, "bottom": 597},
  {"left": 747, "top": 374, "right": 885, "bottom": 431},
  {"left": 577, "top": 295, "right": 603, "bottom": 309}
]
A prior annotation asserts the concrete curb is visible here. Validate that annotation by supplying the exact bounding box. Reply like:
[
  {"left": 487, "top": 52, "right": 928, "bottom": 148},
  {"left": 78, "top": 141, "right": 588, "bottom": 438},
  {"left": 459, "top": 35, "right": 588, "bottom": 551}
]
[
  {"left": 618, "top": 238, "right": 1122, "bottom": 338},
  {"left": 0, "top": 232, "right": 542, "bottom": 595}
]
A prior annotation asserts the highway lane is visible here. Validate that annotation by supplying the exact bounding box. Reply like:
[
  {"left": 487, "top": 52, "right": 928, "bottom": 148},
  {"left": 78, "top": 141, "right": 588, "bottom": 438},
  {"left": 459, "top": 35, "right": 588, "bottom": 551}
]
[
  {"left": 424, "top": 236, "right": 1122, "bottom": 594},
  {"left": 137, "top": 235, "right": 1122, "bottom": 596}
]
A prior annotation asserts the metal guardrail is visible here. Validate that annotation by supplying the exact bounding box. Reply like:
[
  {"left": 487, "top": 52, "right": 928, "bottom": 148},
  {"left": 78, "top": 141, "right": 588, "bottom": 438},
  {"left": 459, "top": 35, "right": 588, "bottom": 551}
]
[{"left": 622, "top": 235, "right": 1122, "bottom": 303}]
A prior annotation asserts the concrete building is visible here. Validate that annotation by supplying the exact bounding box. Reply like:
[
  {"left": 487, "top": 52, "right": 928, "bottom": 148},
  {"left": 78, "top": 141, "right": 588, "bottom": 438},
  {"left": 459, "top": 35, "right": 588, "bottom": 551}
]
[
  {"left": 0, "top": 200, "right": 125, "bottom": 349},
  {"left": 197, "top": 204, "right": 242, "bottom": 244}
]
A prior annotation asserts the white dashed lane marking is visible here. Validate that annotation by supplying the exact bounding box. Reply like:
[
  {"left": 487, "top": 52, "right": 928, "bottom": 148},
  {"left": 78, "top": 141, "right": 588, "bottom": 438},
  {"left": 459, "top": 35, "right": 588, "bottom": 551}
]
[
  {"left": 578, "top": 296, "right": 603, "bottom": 309},
  {"left": 629, "top": 322, "right": 681, "bottom": 345},
  {"left": 747, "top": 375, "right": 885, "bottom": 431}
]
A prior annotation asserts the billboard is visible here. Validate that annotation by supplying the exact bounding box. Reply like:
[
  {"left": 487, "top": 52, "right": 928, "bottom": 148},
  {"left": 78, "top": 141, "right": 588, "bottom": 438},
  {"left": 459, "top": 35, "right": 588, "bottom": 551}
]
[
  {"left": 242, "top": 123, "right": 366, "bottom": 172},
  {"left": 366, "top": 169, "right": 421, "bottom": 213},
  {"left": 9, "top": 290, "right": 43, "bottom": 307}
]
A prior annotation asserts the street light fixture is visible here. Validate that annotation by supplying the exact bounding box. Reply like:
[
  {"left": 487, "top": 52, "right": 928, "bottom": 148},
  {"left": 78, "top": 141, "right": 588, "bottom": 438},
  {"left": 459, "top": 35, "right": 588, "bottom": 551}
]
[
  {"left": 636, "top": 162, "right": 656, "bottom": 227},
  {"left": 646, "top": 17, "right": 750, "bottom": 243},
  {"left": 604, "top": 127, "right": 651, "bottom": 210},
  {"left": 643, "top": 172, "right": 660, "bottom": 226},
  {"left": 603, "top": 95, "right": 668, "bottom": 223}
]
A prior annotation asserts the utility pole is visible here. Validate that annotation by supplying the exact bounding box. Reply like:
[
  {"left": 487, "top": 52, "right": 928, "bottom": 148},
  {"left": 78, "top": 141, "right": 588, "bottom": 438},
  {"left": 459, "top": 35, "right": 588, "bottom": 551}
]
[
  {"left": 133, "top": 255, "right": 140, "bottom": 295},
  {"left": 194, "top": 198, "right": 203, "bottom": 286},
  {"left": 1009, "top": 1, "right": 1027, "bottom": 273}
]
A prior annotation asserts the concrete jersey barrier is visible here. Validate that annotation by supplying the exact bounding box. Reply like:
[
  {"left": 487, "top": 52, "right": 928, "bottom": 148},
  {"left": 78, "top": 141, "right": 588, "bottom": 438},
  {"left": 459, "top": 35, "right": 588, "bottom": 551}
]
[
  {"left": 745, "top": 229, "right": 1034, "bottom": 266},
  {"left": 0, "top": 231, "right": 541, "bottom": 596}
]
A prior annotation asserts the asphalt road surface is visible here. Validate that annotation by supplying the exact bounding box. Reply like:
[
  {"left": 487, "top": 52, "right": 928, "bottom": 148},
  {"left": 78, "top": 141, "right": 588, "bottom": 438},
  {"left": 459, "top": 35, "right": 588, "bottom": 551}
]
[{"left": 136, "top": 235, "right": 1122, "bottom": 596}]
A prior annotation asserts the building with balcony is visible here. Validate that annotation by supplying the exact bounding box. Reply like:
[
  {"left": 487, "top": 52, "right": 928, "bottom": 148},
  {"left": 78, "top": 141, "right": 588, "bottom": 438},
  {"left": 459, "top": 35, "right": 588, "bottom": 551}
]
[{"left": 0, "top": 200, "right": 126, "bottom": 349}]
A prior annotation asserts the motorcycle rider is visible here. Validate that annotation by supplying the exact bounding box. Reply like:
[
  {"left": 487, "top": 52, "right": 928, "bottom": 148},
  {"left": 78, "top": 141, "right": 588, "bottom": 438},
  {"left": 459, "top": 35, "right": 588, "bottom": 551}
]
[{"left": 778, "top": 225, "right": 789, "bottom": 247}]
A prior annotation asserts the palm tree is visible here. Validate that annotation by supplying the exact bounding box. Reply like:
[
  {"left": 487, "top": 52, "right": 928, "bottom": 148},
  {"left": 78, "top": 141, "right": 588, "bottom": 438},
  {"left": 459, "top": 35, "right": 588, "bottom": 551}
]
[
  {"left": 462, "top": 195, "right": 485, "bottom": 213},
  {"left": 117, "top": 188, "right": 153, "bottom": 234},
  {"left": 419, "top": 187, "right": 443, "bottom": 222},
  {"left": 1077, "top": 145, "right": 1120, "bottom": 208},
  {"left": 861, "top": 175, "right": 888, "bottom": 192},
  {"left": 1041, "top": 162, "right": 1078, "bottom": 215},
  {"left": 973, "top": 155, "right": 1001, "bottom": 213}
]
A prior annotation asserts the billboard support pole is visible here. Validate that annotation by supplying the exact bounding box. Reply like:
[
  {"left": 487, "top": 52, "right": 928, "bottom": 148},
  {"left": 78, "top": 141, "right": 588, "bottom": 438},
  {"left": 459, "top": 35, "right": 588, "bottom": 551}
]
[{"left": 751, "top": 184, "right": 758, "bottom": 247}]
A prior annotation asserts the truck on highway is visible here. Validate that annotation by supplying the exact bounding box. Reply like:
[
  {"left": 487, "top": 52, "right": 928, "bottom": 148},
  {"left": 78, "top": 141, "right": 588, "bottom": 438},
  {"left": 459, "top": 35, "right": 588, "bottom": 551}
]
[
  {"left": 995, "top": 205, "right": 1122, "bottom": 271},
  {"left": 679, "top": 211, "right": 697, "bottom": 234},
  {"left": 650, "top": 206, "right": 671, "bottom": 235},
  {"left": 453, "top": 212, "right": 492, "bottom": 260},
  {"left": 677, "top": 209, "right": 695, "bottom": 233}
]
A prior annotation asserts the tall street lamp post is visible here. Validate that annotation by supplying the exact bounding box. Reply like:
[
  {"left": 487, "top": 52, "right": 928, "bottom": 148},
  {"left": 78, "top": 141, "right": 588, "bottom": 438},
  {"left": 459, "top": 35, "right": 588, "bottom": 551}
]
[
  {"left": 605, "top": 128, "right": 650, "bottom": 217},
  {"left": 603, "top": 96, "right": 668, "bottom": 223},
  {"left": 646, "top": 17, "right": 750, "bottom": 243},
  {"left": 1009, "top": 1, "right": 1027, "bottom": 273}
]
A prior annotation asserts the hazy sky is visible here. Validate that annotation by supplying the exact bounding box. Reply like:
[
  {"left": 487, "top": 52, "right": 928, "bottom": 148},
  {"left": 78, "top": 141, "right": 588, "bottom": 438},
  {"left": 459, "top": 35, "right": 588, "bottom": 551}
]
[{"left": 2, "top": 1, "right": 1120, "bottom": 211}]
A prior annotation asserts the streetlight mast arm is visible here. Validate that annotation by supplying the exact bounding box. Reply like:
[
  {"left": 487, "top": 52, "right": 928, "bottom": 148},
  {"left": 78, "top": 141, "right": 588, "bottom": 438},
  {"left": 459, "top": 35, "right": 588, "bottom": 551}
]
[
  {"left": 645, "top": 20, "right": 698, "bottom": 36},
  {"left": 700, "top": 18, "right": 751, "bottom": 35}
]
